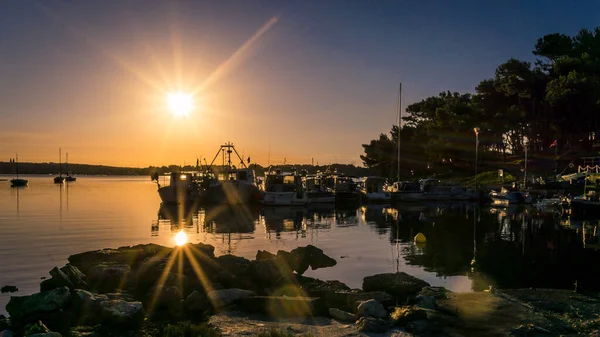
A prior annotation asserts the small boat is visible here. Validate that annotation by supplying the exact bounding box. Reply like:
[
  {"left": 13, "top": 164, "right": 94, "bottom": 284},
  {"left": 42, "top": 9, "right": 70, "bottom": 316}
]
[
  {"left": 54, "top": 148, "right": 65, "bottom": 184},
  {"left": 261, "top": 169, "right": 308, "bottom": 206},
  {"left": 65, "top": 153, "right": 76, "bottom": 182},
  {"left": 489, "top": 187, "right": 532, "bottom": 206},
  {"left": 389, "top": 181, "right": 424, "bottom": 202},
  {"left": 10, "top": 154, "right": 29, "bottom": 187},
  {"left": 304, "top": 175, "right": 335, "bottom": 203},
  {"left": 360, "top": 176, "right": 391, "bottom": 202}
]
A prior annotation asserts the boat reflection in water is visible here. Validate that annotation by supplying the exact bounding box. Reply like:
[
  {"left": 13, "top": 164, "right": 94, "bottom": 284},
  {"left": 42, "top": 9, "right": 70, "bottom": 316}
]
[{"left": 151, "top": 199, "right": 600, "bottom": 293}]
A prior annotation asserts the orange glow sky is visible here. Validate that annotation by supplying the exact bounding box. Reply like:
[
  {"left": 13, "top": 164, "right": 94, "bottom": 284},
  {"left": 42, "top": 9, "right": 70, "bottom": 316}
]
[{"left": 1, "top": 1, "right": 595, "bottom": 167}]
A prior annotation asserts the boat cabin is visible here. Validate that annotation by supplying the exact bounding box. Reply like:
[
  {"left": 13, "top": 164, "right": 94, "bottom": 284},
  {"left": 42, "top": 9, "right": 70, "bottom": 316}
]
[
  {"left": 362, "top": 176, "right": 387, "bottom": 194},
  {"left": 216, "top": 168, "right": 256, "bottom": 184},
  {"left": 264, "top": 172, "right": 304, "bottom": 193}
]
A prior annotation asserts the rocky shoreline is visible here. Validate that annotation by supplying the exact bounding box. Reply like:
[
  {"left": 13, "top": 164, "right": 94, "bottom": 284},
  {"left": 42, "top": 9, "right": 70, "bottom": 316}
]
[{"left": 2, "top": 243, "right": 600, "bottom": 336}]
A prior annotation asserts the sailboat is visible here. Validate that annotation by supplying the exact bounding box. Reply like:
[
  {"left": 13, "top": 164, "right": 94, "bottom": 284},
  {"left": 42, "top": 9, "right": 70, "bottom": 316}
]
[
  {"left": 10, "top": 154, "right": 29, "bottom": 187},
  {"left": 65, "top": 153, "right": 76, "bottom": 182},
  {"left": 53, "top": 148, "right": 65, "bottom": 184}
]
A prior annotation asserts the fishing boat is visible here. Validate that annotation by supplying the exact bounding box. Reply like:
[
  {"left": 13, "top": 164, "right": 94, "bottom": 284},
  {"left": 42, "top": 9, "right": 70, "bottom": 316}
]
[
  {"left": 202, "top": 142, "right": 260, "bottom": 204},
  {"left": 323, "top": 173, "right": 360, "bottom": 204},
  {"left": 154, "top": 171, "right": 203, "bottom": 205},
  {"left": 65, "top": 153, "right": 76, "bottom": 182},
  {"left": 304, "top": 174, "right": 335, "bottom": 203},
  {"left": 53, "top": 148, "right": 65, "bottom": 184},
  {"left": 261, "top": 168, "right": 308, "bottom": 206},
  {"left": 360, "top": 176, "right": 391, "bottom": 202},
  {"left": 10, "top": 154, "right": 28, "bottom": 187}
]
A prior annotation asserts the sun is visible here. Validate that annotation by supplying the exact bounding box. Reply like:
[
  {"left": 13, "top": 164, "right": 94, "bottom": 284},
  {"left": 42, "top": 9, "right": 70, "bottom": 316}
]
[
  {"left": 166, "top": 92, "right": 194, "bottom": 117},
  {"left": 174, "top": 230, "right": 188, "bottom": 246}
]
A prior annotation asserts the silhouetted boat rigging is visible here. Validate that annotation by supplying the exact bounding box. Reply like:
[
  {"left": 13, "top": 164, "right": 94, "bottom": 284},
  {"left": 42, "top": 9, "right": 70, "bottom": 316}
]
[
  {"left": 65, "top": 152, "right": 76, "bottom": 182},
  {"left": 10, "top": 154, "right": 28, "bottom": 187},
  {"left": 53, "top": 148, "right": 65, "bottom": 184}
]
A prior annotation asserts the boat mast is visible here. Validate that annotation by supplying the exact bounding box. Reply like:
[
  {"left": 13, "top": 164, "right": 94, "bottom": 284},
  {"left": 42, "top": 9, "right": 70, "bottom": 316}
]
[
  {"left": 396, "top": 82, "right": 402, "bottom": 182},
  {"left": 15, "top": 153, "right": 19, "bottom": 179},
  {"left": 66, "top": 152, "right": 69, "bottom": 175},
  {"left": 59, "top": 147, "right": 62, "bottom": 178}
]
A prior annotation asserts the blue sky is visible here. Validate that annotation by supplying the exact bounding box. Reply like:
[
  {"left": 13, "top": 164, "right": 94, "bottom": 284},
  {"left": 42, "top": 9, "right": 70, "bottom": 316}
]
[{"left": 0, "top": 0, "right": 598, "bottom": 166}]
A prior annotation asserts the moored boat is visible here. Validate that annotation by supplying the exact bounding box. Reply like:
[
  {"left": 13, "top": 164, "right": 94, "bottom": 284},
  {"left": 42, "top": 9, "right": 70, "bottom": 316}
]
[
  {"left": 323, "top": 174, "right": 360, "bottom": 204},
  {"left": 54, "top": 148, "right": 65, "bottom": 184},
  {"left": 570, "top": 191, "right": 600, "bottom": 219},
  {"left": 489, "top": 187, "right": 532, "bottom": 206},
  {"left": 261, "top": 169, "right": 308, "bottom": 206},
  {"left": 155, "top": 171, "right": 202, "bottom": 205},
  {"left": 304, "top": 174, "right": 334, "bottom": 203},
  {"left": 10, "top": 154, "right": 28, "bottom": 187},
  {"left": 360, "top": 176, "right": 391, "bottom": 202}
]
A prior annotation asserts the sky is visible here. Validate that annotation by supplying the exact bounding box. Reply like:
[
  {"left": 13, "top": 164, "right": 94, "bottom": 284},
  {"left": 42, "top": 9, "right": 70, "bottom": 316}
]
[{"left": 0, "top": 0, "right": 598, "bottom": 167}]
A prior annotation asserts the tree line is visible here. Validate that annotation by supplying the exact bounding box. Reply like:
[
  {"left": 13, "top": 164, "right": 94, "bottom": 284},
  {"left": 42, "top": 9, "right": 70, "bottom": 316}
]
[{"left": 362, "top": 27, "right": 600, "bottom": 179}]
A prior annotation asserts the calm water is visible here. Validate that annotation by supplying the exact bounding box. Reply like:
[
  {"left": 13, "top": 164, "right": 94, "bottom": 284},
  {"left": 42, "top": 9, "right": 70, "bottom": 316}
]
[{"left": 2, "top": 176, "right": 600, "bottom": 315}]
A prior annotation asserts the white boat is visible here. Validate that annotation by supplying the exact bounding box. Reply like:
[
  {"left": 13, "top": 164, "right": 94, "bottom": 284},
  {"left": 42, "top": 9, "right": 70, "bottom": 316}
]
[
  {"left": 202, "top": 143, "right": 260, "bottom": 204},
  {"left": 304, "top": 175, "right": 335, "bottom": 203},
  {"left": 261, "top": 169, "right": 308, "bottom": 206},
  {"left": 360, "top": 176, "right": 391, "bottom": 202},
  {"left": 156, "top": 172, "right": 202, "bottom": 205},
  {"left": 389, "top": 181, "right": 424, "bottom": 202},
  {"left": 489, "top": 187, "right": 532, "bottom": 205}
]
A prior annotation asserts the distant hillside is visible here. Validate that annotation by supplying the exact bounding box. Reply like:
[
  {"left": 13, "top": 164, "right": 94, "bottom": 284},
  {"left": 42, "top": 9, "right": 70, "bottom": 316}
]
[{"left": 0, "top": 162, "right": 373, "bottom": 177}]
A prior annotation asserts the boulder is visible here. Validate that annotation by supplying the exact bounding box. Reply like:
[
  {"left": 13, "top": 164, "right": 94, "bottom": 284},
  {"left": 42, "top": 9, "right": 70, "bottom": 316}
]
[
  {"left": 71, "top": 289, "right": 107, "bottom": 325},
  {"left": 238, "top": 296, "right": 320, "bottom": 318},
  {"left": 216, "top": 255, "right": 250, "bottom": 277},
  {"left": 363, "top": 272, "right": 429, "bottom": 299},
  {"left": 247, "top": 258, "right": 294, "bottom": 286},
  {"left": 295, "top": 275, "right": 350, "bottom": 298},
  {"left": 356, "top": 317, "right": 391, "bottom": 333},
  {"left": 48, "top": 267, "right": 74, "bottom": 289},
  {"left": 325, "top": 289, "right": 394, "bottom": 312},
  {"left": 99, "top": 300, "right": 144, "bottom": 328},
  {"left": 357, "top": 299, "right": 387, "bottom": 319},
  {"left": 68, "top": 244, "right": 173, "bottom": 274},
  {"left": 391, "top": 306, "right": 428, "bottom": 326},
  {"left": 6, "top": 287, "right": 71, "bottom": 322},
  {"left": 1, "top": 286, "right": 18, "bottom": 293},
  {"left": 88, "top": 263, "right": 131, "bottom": 293},
  {"left": 184, "top": 290, "right": 209, "bottom": 313},
  {"left": 149, "top": 285, "right": 183, "bottom": 314},
  {"left": 40, "top": 279, "right": 62, "bottom": 292},
  {"left": 59, "top": 264, "right": 88, "bottom": 289},
  {"left": 256, "top": 250, "right": 276, "bottom": 260},
  {"left": 1, "top": 331, "right": 15, "bottom": 337},
  {"left": 290, "top": 245, "right": 336, "bottom": 274},
  {"left": 276, "top": 250, "right": 298, "bottom": 272},
  {"left": 207, "top": 289, "right": 255, "bottom": 309},
  {"left": 328, "top": 308, "right": 356, "bottom": 322}
]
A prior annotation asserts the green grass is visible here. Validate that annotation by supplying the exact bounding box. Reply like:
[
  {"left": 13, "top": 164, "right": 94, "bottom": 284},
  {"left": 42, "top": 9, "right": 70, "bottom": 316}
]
[{"left": 162, "top": 322, "right": 221, "bottom": 337}]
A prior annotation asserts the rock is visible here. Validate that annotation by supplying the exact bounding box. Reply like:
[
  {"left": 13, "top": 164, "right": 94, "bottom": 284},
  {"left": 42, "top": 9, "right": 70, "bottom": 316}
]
[
  {"left": 325, "top": 289, "right": 394, "bottom": 312},
  {"left": 23, "top": 320, "right": 50, "bottom": 334},
  {"left": 418, "top": 286, "right": 450, "bottom": 299},
  {"left": 296, "top": 275, "right": 350, "bottom": 298},
  {"left": 40, "top": 278, "right": 63, "bottom": 292},
  {"left": 510, "top": 324, "right": 553, "bottom": 336},
  {"left": 88, "top": 263, "right": 131, "bottom": 293},
  {"left": 6, "top": 287, "right": 71, "bottom": 322},
  {"left": 1, "top": 286, "right": 18, "bottom": 293},
  {"left": 356, "top": 317, "right": 391, "bottom": 333},
  {"left": 256, "top": 250, "right": 276, "bottom": 260},
  {"left": 290, "top": 245, "right": 336, "bottom": 274},
  {"left": 0, "top": 315, "right": 10, "bottom": 331},
  {"left": 188, "top": 242, "right": 216, "bottom": 259},
  {"left": 414, "top": 295, "right": 436, "bottom": 310},
  {"left": 276, "top": 250, "right": 298, "bottom": 272},
  {"left": 216, "top": 255, "right": 250, "bottom": 277},
  {"left": 406, "top": 319, "right": 438, "bottom": 335},
  {"left": 247, "top": 258, "right": 294, "bottom": 286},
  {"left": 71, "top": 289, "right": 107, "bottom": 324},
  {"left": 391, "top": 306, "right": 428, "bottom": 326},
  {"left": 238, "top": 296, "right": 319, "bottom": 318},
  {"left": 1, "top": 330, "right": 15, "bottom": 337},
  {"left": 184, "top": 290, "right": 209, "bottom": 313},
  {"left": 59, "top": 264, "right": 88, "bottom": 289},
  {"left": 99, "top": 300, "right": 144, "bottom": 328},
  {"left": 28, "top": 333, "right": 62, "bottom": 337},
  {"left": 363, "top": 272, "right": 429, "bottom": 299},
  {"left": 357, "top": 299, "right": 387, "bottom": 318},
  {"left": 68, "top": 244, "right": 173, "bottom": 274},
  {"left": 48, "top": 267, "right": 74, "bottom": 289},
  {"left": 328, "top": 308, "right": 356, "bottom": 322},
  {"left": 207, "top": 289, "right": 255, "bottom": 309},
  {"left": 149, "top": 285, "right": 183, "bottom": 314}
]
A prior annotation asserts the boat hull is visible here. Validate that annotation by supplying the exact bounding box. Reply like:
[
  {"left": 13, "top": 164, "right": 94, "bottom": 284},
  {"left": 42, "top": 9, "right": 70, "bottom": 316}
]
[
  {"left": 54, "top": 176, "right": 65, "bottom": 184},
  {"left": 203, "top": 181, "right": 260, "bottom": 204},
  {"left": 307, "top": 191, "right": 335, "bottom": 204},
  {"left": 362, "top": 192, "right": 391, "bottom": 202},
  {"left": 261, "top": 192, "right": 308, "bottom": 206},
  {"left": 391, "top": 192, "right": 424, "bottom": 202},
  {"left": 158, "top": 186, "right": 201, "bottom": 205},
  {"left": 10, "top": 179, "right": 28, "bottom": 187}
]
